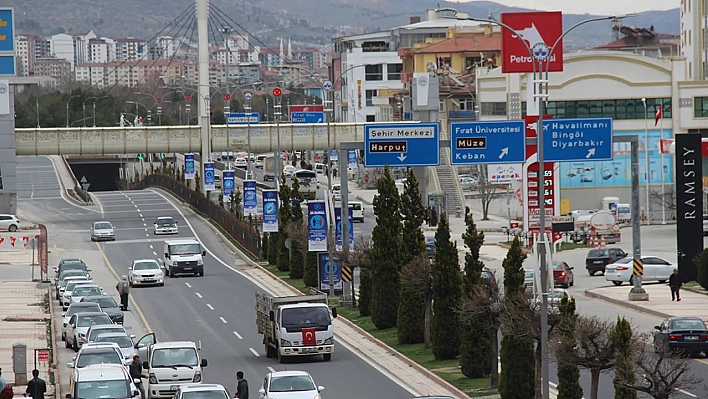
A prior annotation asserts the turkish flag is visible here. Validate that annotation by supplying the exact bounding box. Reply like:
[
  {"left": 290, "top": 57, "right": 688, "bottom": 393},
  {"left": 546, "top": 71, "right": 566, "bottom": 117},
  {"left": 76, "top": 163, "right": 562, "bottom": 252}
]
[
  {"left": 654, "top": 107, "right": 662, "bottom": 126},
  {"left": 0, "top": 237, "right": 4, "bottom": 245},
  {"left": 302, "top": 328, "right": 316, "bottom": 346},
  {"left": 9, "top": 237, "right": 16, "bottom": 247}
]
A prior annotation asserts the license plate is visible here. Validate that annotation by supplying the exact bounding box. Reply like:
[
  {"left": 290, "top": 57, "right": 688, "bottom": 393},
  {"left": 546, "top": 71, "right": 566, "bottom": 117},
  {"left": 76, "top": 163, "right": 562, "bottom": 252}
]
[
  {"left": 183, "top": 268, "right": 192, "bottom": 271},
  {"left": 170, "top": 385, "right": 178, "bottom": 391},
  {"left": 593, "top": 261, "right": 603, "bottom": 264},
  {"left": 143, "top": 279, "right": 155, "bottom": 283},
  {"left": 685, "top": 336, "right": 699, "bottom": 340}
]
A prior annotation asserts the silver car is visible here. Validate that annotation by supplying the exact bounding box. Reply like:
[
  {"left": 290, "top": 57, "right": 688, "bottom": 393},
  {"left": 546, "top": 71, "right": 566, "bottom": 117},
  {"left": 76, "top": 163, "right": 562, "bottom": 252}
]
[
  {"left": 62, "top": 280, "right": 95, "bottom": 310},
  {"left": 65, "top": 312, "right": 113, "bottom": 351},
  {"left": 90, "top": 221, "right": 115, "bottom": 242},
  {"left": 129, "top": 259, "right": 165, "bottom": 287},
  {"left": 94, "top": 333, "right": 137, "bottom": 363},
  {"left": 153, "top": 217, "right": 178, "bottom": 235},
  {"left": 69, "top": 284, "right": 103, "bottom": 305},
  {"left": 62, "top": 302, "right": 102, "bottom": 341}
]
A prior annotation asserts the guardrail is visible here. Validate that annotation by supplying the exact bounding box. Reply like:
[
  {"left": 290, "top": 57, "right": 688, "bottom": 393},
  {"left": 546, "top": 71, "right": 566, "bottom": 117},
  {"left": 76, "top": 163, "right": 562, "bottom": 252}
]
[{"left": 130, "top": 173, "right": 261, "bottom": 258}]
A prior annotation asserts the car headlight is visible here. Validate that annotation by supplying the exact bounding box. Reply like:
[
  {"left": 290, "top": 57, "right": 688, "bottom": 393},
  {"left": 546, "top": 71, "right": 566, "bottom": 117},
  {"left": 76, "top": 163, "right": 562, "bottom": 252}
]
[
  {"left": 192, "top": 371, "right": 202, "bottom": 382},
  {"left": 197, "top": 260, "right": 203, "bottom": 266},
  {"left": 149, "top": 373, "right": 157, "bottom": 384},
  {"left": 314, "top": 395, "right": 320, "bottom": 399},
  {"left": 280, "top": 339, "right": 291, "bottom": 347},
  {"left": 323, "top": 337, "right": 333, "bottom": 345},
  {"left": 78, "top": 333, "right": 86, "bottom": 338}
]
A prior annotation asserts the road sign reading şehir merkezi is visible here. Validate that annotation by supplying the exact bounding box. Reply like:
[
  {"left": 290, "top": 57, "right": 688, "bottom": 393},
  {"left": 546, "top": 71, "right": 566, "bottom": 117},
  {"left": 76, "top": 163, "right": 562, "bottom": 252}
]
[
  {"left": 450, "top": 120, "right": 526, "bottom": 165},
  {"left": 542, "top": 117, "right": 613, "bottom": 162},
  {"left": 364, "top": 123, "right": 439, "bottom": 167}
]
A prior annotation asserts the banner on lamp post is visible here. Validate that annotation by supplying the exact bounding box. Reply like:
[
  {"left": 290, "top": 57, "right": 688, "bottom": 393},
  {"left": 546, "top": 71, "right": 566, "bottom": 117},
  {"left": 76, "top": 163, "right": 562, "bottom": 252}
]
[
  {"left": 334, "top": 206, "right": 354, "bottom": 250},
  {"left": 203, "top": 162, "right": 215, "bottom": 191},
  {"left": 185, "top": 154, "right": 195, "bottom": 179},
  {"left": 308, "top": 201, "right": 327, "bottom": 252},
  {"left": 262, "top": 190, "right": 279, "bottom": 232},
  {"left": 243, "top": 180, "right": 258, "bottom": 216},
  {"left": 223, "top": 170, "right": 235, "bottom": 196}
]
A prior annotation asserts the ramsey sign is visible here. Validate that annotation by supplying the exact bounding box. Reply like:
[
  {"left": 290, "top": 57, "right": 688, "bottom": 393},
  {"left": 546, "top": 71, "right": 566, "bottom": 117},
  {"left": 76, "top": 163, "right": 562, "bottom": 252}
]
[{"left": 501, "top": 11, "right": 564, "bottom": 73}]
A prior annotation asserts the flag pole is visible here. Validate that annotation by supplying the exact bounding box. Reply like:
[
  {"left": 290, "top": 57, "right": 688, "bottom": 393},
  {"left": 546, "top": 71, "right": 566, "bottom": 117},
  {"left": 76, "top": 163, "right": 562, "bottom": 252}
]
[{"left": 659, "top": 106, "right": 666, "bottom": 224}]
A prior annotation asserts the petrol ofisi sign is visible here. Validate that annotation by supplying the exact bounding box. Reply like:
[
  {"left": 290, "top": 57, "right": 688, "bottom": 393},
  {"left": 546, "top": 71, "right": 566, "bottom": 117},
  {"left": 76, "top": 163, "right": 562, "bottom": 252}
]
[{"left": 501, "top": 11, "right": 564, "bottom": 73}]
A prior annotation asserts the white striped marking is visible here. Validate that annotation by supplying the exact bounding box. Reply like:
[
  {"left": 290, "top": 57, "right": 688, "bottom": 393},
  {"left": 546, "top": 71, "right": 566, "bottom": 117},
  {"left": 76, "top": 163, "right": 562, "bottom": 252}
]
[
  {"left": 219, "top": 316, "right": 228, "bottom": 324},
  {"left": 139, "top": 214, "right": 143, "bottom": 218},
  {"left": 195, "top": 292, "right": 203, "bottom": 299},
  {"left": 678, "top": 389, "right": 697, "bottom": 398},
  {"left": 184, "top": 283, "right": 192, "bottom": 288},
  {"left": 207, "top": 304, "right": 214, "bottom": 310},
  {"left": 249, "top": 348, "right": 260, "bottom": 357},
  {"left": 233, "top": 331, "right": 242, "bottom": 339},
  {"left": 149, "top": 245, "right": 154, "bottom": 249},
  {"left": 152, "top": 251, "right": 157, "bottom": 256},
  {"left": 267, "top": 367, "right": 276, "bottom": 373}
]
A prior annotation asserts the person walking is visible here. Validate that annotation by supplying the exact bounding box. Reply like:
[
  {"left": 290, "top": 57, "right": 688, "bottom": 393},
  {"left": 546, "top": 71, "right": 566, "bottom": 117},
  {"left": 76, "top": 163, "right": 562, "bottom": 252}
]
[
  {"left": 116, "top": 275, "right": 130, "bottom": 310},
  {"left": 129, "top": 355, "right": 147, "bottom": 399},
  {"left": 0, "top": 368, "right": 6, "bottom": 391},
  {"left": 426, "top": 207, "right": 432, "bottom": 227},
  {"left": 234, "top": 371, "right": 249, "bottom": 399},
  {"left": 669, "top": 268, "right": 682, "bottom": 301},
  {"left": 25, "top": 370, "right": 46, "bottom": 399}
]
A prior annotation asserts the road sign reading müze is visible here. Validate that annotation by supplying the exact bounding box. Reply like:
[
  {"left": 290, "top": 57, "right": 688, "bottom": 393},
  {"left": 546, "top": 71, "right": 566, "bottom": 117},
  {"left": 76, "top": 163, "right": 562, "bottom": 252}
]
[{"left": 364, "top": 122, "right": 440, "bottom": 167}]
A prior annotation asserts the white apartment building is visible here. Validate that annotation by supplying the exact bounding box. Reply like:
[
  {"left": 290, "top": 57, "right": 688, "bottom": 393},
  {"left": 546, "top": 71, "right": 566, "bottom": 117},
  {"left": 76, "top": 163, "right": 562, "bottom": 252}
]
[
  {"left": 115, "top": 37, "right": 148, "bottom": 61},
  {"left": 227, "top": 34, "right": 249, "bottom": 51},
  {"left": 15, "top": 35, "right": 34, "bottom": 77},
  {"left": 681, "top": 0, "right": 708, "bottom": 79},
  {"left": 156, "top": 36, "right": 180, "bottom": 59},
  {"left": 73, "top": 31, "right": 98, "bottom": 66},
  {"left": 88, "top": 38, "right": 115, "bottom": 63},
  {"left": 50, "top": 33, "right": 75, "bottom": 69}
]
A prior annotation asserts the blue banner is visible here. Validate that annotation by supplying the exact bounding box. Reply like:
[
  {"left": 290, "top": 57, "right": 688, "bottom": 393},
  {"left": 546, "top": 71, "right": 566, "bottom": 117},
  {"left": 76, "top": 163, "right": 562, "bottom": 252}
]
[
  {"left": 329, "top": 150, "right": 339, "bottom": 161},
  {"left": 348, "top": 150, "right": 357, "bottom": 167},
  {"left": 243, "top": 180, "right": 258, "bottom": 216},
  {"left": 185, "top": 154, "right": 195, "bottom": 179},
  {"left": 262, "top": 190, "right": 279, "bottom": 232},
  {"left": 308, "top": 201, "right": 327, "bottom": 252},
  {"left": 335, "top": 206, "right": 354, "bottom": 249},
  {"left": 223, "top": 170, "right": 235, "bottom": 196},
  {"left": 318, "top": 253, "right": 343, "bottom": 292},
  {"left": 203, "top": 162, "right": 215, "bottom": 191}
]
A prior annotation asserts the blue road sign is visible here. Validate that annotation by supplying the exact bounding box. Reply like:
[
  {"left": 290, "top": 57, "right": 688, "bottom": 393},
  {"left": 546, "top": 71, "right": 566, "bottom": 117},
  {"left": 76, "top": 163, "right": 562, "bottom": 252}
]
[
  {"left": 262, "top": 190, "right": 279, "bottom": 233},
  {"left": 364, "top": 122, "right": 440, "bottom": 167},
  {"left": 0, "top": 9, "right": 15, "bottom": 53},
  {"left": 450, "top": 120, "right": 526, "bottom": 165},
  {"left": 243, "top": 180, "right": 257, "bottom": 216},
  {"left": 318, "top": 253, "right": 343, "bottom": 291},
  {"left": 184, "top": 154, "right": 195, "bottom": 179},
  {"left": 290, "top": 111, "right": 324, "bottom": 124},
  {"left": 223, "top": 170, "right": 235, "bottom": 196},
  {"left": 203, "top": 162, "right": 215, "bottom": 191},
  {"left": 335, "top": 207, "right": 354, "bottom": 249},
  {"left": 227, "top": 112, "right": 260, "bottom": 125},
  {"left": 0, "top": 54, "right": 15, "bottom": 76},
  {"left": 542, "top": 118, "right": 614, "bottom": 162},
  {"left": 308, "top": 201, "right": 327, "bottom": 252}
]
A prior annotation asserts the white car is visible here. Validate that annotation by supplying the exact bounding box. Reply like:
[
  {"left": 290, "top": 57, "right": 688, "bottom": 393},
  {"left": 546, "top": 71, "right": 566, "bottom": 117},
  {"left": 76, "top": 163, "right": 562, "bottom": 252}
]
[
  {"left": 283, "top": 165, "right": 297, "bottom": 176},
  {"left": 259, "top": 371, "right": 324, "bottom": 399},
  {"left": 69, "top": 284, "right": 103, "bottom": 305},
  {"left": 331, "top": 183, "right": 342, "bottom": 201},
  {"left": 59, "top": 276, "right": 91, "bottom": 300},
  {"left": 62, "top": 281, "right": 96, "bottom": 310},
  {"left": 235, "top": 158, "right": 248, "bottom": 168},
  {"left": 153, "top": 217, "right": 178, "bottom": 235},
  {"left": 0, "top": 214, "right": 20, "bottom": 232},
  {"left": 67, "top": 344, "right": 126, "bottom": 383},
  {"left": 129, "top": 259, "right": 165, "bottom": 287},
  {"left": 174, "top": 384, "right": 230, "bottom": 399},
  {"left": 90, "top": 221, "right": 115, "bottom": 242},
  {"left": 65, "top": 312, "right": 113, "bottom": 351},
  {"left": 604, "top": 256, "right": 677, "bottom": 286},
  {"left": 94, "top": 333, "right": 137, "bottom": 363},
  {"left": 62, "top": 302, "right": 102, "bottom": 341},
  {"left": 67, "top": 363, "right": 141, "bottom": 399},
  {"left": 86, "top": 324, "right": 130, "bottom": 345}
]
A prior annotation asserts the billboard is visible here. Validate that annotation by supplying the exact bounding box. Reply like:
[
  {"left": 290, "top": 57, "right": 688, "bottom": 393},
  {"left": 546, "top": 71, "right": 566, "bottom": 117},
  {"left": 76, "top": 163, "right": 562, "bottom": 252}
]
[
  {"left": 676, "top": 133, "right": 703, "bottom": 283},
  {"left": 501, "top": 11, "right": 564, "bottom": 73}
]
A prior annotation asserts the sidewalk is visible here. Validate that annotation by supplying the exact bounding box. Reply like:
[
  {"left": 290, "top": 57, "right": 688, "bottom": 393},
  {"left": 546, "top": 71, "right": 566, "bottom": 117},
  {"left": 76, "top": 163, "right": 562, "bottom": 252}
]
[
  {"left": 585, "top": 284, "right": 708, "bottom": 321},
  {"left": 46, "top": 155, "right": 99, "bottom": 207}
]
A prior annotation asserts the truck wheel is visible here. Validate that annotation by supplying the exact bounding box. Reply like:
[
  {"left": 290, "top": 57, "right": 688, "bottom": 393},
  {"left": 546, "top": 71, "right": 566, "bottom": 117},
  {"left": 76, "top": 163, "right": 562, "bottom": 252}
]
[
  {"left": 322, "top": 354, "right": 332, "bottom": 361},
  {"left": 277, "top": 349, "right": 285, "bottom": 364}
]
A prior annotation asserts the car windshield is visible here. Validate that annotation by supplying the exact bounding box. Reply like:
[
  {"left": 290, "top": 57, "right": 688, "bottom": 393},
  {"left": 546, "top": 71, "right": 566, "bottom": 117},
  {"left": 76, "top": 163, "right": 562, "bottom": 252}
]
[
  {"left": 588, "top": 249, "right": 609, "bottom": 257},
  {"left": 73, "top": 287, "right": 101, "bottom": 297},
  {"left": 94, "top": 222, "right": 112, "bottom": 230},
  {"left": 60, "top": 270, "right": 86, "bottom": 280},
  {"left": 151, "top": 348, "right": 199, "bottom": 368},
  {"left": 552, "top": 263, "right": 563, "bottom": 270},
  {"left": 134, "top": 261, "right": 160, "bottom": 271},
  {"left": 182, "top": 391, "right": 229, "bottom": 399},
  {"left": 87, "top": 297, "right": 119, "bottom": 308},
  {"left": 157, "top": 219, "right": 175, "bottom": 226},
  {"left": 269, "top": 375, "right": 316, "bottom": 392},
  {"left": 95, "top": 336, "right": 133, "bottom": 349},
  {"left": 76, "top": 379, "right": 129, "bottom": 399},
  {"left": 425, "top": 236, "right": 435, "bottom": 244},
  {"left": 671, "top": 319, "right": 707, "bottom": 331},
  {"left": 63, "top": 278, "right": 87, "bottom": 288},
  {"left": 169, "top": 244, "right": 201, "bottom": 255},
  {"left": 67, "top": 304, "right": 101, "bottom": 316},
  {"left": 78, "top": 315, "right": 112, "bottom": 327},
  {"left": 613, "top": 257, "right": 632, "bottom": 264},
  {"left": 67, "top": 282, "right": 90, "bottom": 291},
  {"left": 76, "top": 351, "right": 123, "bottom": 367},
  {"left": 281, "top": 307, "right": 331, "bottom": 329},
  {"left": 89, "top": 328, "right": 125, "bottom": 341},
  {"left": 618, "top": 206, "right": 630, "bottom": 214},
  {"left": 351, "top": 203, "right": 361, "bottom": 210},
  {"left": 525, "top": 270, "right": 534, "bottom": 279},
  {"left": 62, "top": 263, "right": 88, "bottom": 272}
]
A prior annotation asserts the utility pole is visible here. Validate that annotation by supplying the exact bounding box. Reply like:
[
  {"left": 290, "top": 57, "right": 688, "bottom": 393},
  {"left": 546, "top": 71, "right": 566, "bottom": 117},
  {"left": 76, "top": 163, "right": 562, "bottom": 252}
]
[
  {"left": 222, "top": 26, "right": 234, "bottom": 170},
  {"left": 196, "top": 0, "right": 211, "bottom": 192}
]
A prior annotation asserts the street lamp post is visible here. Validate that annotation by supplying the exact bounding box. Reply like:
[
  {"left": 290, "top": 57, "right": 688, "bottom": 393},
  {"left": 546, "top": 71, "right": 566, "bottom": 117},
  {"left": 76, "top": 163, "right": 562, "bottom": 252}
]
[
  {"left": 641, "top": 98, "right": 650, "bottom": 224},
  {"left": 245, "top": 94, "right": 253, "bottom": 179},
  {"left": 222, "top": 26, "right": 234, "bottom": 170},
  {"left": 66, "top": 94, "right": 81, "bottom": 128},
  {"left": 35, "top": 98, "right": 40, "bottom": 128}
]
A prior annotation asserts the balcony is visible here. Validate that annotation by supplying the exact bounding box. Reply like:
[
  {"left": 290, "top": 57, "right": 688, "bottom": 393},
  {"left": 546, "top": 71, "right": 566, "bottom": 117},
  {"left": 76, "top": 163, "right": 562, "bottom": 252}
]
[{"left": 448, "top": 110, "right": 477, "bottom": 119}]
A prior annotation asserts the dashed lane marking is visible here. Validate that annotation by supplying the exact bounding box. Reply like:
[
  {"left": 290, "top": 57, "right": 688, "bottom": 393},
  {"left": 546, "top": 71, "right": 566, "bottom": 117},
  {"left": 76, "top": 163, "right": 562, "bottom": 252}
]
[
  {"left": 195, "top": 292, "right": 203, "bottom": 299},
  {"left": 233, "top": 331, "right": 242, "bottom": 339},
  {"left": 219, "top": 317, "right": 227, "bottom": 324},
  {"left": 249, "top": 348, "right": 260, "bottom": 357},
  {"left": 207, "top": 304, "right": 214, "bottom": 310}
]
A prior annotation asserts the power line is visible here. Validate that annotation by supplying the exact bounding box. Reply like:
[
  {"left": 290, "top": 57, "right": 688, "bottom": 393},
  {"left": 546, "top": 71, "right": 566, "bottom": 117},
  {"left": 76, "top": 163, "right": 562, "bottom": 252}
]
[{"left": 209, "top": 5, "right": 285, "bottom": 65}]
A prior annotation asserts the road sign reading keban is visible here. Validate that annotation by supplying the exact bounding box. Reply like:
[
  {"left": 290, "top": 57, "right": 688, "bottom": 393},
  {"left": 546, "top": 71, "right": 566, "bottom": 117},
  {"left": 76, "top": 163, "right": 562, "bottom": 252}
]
[
  {"left": 501, "top": 11, "right": 563, "bottom": 73},
  {"left": 450, "top": 121, "right": 526, "bottom": 165},
  {"left": 542, "top": 117, "right": 613, "bottom": 162},
  {"left": 364, "top": 123, "right": 440, "bottom": 167}
]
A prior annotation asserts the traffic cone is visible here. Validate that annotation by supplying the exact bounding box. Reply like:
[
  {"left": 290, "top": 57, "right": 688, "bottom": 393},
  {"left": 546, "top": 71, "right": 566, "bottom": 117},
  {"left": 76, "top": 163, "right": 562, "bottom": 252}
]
[
  {"left": 600, "top": 235, "right": 606, "bottom": 248},
  {"left": 593, "top": 234, "right": 600, "bottom": 248}
]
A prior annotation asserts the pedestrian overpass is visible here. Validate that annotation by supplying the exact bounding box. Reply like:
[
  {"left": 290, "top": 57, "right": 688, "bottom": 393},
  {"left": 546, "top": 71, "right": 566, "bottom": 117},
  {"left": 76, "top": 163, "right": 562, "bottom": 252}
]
[{"left": 14, "top": 122, "right": 414, "bottom": 156}]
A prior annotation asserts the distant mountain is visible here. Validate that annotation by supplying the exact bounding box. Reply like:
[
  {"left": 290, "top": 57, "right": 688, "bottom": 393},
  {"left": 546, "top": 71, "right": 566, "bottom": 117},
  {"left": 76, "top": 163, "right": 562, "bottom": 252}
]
[{"left": 8, "top": 0, "right": 679, "bottom": 50}]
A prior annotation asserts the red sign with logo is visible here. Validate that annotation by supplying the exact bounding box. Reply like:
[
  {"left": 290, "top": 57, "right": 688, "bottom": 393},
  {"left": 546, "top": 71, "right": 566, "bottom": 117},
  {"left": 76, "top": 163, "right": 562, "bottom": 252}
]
[
  {"left": 185, "top": 94, "right": 191, "bottom": 100},
  {"left": 302, "top": 328, "right": 316, "bottom": 346},
  {"left": 289, "top": 105, "right": 324, "bottom": 114},
  {"left": 156, "top": 98, "right": 162, "bottom": 104},
  {"left": 510, "top": 222, "right": 520, "bottom": 229},
  {"left": 273, "top": 87, "right": 282, "bottom": 97},
  {"left": 37, "top": 349, "right": 50, "bottom": 362},
  {"left": 523, "top": 115, "right": 556, "bottom": 234},
  {"left": 223, "top": 94, "right": 231, "bottom": 101},
  {"left": 501, "top": 11, "right": 564, "bottom": 73}
]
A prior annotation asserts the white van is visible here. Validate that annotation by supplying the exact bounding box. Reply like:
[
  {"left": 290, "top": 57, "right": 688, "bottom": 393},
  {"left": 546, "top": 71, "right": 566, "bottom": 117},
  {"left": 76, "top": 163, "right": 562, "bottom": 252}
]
[
  {"left": 163, "top": 239, "right": 206, "bottom": 277},
  {"left": 314, "top": 163, "right": 327, "bottom": 174},
  {"left": 350, "top": 201, "right": 365, "bottom": 222},
  {"left": 144, "top": 341, "right": 207, "bottom": 399},
  {"left": 289, "top": 169, "right": 320, "bottom": 192}
]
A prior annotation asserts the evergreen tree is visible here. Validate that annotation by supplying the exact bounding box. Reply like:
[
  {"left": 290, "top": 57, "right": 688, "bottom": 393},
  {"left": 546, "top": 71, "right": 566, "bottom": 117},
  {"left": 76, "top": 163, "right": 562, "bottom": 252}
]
[
  {"left": 358, "top": 266, "right": 372, "bottom": 316},
  {"left": 260, "top": 233, "right": 269, "bottom": 260},
  {"left": 612, "top": 317, "right": 637, "bottom": 399},
  {"left": 397, "top": 168, "right": 426, "bottom": 344},
  {"left": 304, "top": 251, "right": 318, "bottom": 287},
  {"left": 370, "top": 166, "right": 403, "bottom": 329},
  {"left": 431, "top": 213, "right": 462, "bottom": 360},
  {"left": 557, "top": 293, "right": 584, "bottom": 399},
  {"left": 276, "top": 175, "right": 293, "bottom": 272},
  {"left": 459, "top": 213, "right": 493, "bottom": 378},
  {"left": 289, "top": 177, "right": 305, "bottom": 279},
  {"left": 267, "top": 232, "right": 278, "bottom": 265},
  {"left": 502, "top": 236, "right": 527, "bottom": 296}
]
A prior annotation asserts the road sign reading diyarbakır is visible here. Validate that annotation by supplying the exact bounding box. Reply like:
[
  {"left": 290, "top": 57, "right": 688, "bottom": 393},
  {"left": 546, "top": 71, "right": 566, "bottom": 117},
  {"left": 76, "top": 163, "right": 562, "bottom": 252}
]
[
  {"left": 450, "top": 120, "right": 526, "bottom": 165},
  {"left": 364, "top": 123, "right": 439, "bottom": 167},
  {"left": 542, "top": 117, "right": 613, "bottom": 162}
]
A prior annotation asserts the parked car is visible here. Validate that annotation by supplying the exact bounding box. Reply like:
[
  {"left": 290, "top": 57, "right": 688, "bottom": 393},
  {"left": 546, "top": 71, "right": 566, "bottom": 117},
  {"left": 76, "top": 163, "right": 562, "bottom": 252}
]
[
  {"left": 585, "top": 247, "right": 627, "bottom": 276},
  {"left": 0, "top": 214, "right": 20, "bottom": 232},
  {"left": 62, "top": 302, "right": 102, "bottom": 341},
  {"left": 703, "top": 214, "right": 708, "bottom": 236},
  {"left": 66, "top": 363, "right": 140, "bottom": 399},
  {"left": 460, "top": 176, "right": 479, "bottom": 190},
  {"left": 653, "top": 317, "right": 708, "bottom": 355},
  {"left": 65, "top": 312, "right": 113, "bottom": 351},
  {"left": 58, "top": 277, "right": 91, "bottom": 303},
  {"left": 90, "top": 221, "right": 115, "bottom": 242},
  {"left": 56, "top": 270, "right": 89, "bottom": 300},
  {"left": 81, "top": 295, "right": 124, "bottom": 324},
  {"left": 56, "top": 258, "right": 89, "bottom": 276},
  {"left": 174, "top": 385, "right": 230, "bottom": 399},
  {"left": 604, "top": 255, "right": 676, "bottom": 286},
  {"left": 93, "top": 333, "right": 137, "bottom": 363},
  {"left": 425, "top": 236, "right": 436, "bottom": 257},
  {"left": 69, "top": 284, "right": 103, "bottom": 305},
  {"left": 552, "top": 261, "right": 574, "bottom": 288}
]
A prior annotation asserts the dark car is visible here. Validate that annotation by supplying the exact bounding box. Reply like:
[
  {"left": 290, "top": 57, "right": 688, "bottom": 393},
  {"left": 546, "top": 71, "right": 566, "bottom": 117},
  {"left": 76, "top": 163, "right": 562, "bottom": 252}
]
[
  {"left": 585, "top": 247, "right": 627, "bottom": 276},
  {"left": 81, "top": 295, "right": 124, "bottom": 324},
  {"left": 653, "top": 317, "right": 708, "bottom": 355},
  {"left": 56, "top": 258, "right": 89, "bottom": 276},
  {"left": 552, "top": 261, "right": 574, "bottom": 288},
  {"left": 425, "top": 236, "right": 436, "bottom": 257}
]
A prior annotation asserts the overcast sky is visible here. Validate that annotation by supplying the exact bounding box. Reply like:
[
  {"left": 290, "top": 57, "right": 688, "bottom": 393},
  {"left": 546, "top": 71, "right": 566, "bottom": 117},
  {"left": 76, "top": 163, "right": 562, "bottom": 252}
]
[{"left": 448, "top": 0, "right": 677, "bottom": 16}]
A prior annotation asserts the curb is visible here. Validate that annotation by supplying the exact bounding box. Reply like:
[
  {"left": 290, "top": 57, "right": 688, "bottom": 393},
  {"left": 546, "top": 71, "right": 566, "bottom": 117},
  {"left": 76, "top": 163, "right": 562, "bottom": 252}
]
[
  {"left": 583, "top": 289, "right": 672, "bottom": 319},
  {"left": 48, "top": 281, "right": 61, "bottom": 399},
  {"left": 497, "top": 242, "right": 532, "bottom": 254}
]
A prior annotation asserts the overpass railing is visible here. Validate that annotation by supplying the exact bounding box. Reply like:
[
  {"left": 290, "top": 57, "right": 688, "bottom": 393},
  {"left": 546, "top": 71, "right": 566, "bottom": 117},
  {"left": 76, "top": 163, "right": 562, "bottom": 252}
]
[{"left": 131, "top": 173, "right": 261, "bottom": 258}]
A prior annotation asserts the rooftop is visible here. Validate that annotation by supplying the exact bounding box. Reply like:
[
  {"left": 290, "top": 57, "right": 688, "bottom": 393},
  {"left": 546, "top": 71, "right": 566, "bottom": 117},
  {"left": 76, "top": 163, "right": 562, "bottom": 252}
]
[{"left": 409, "top": 35, "right": 501, "bottom": 54}]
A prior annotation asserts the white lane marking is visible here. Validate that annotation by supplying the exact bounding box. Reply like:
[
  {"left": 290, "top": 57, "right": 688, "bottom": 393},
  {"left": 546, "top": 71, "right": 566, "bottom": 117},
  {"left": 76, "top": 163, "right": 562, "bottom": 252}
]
[
  {"left": 207, "top": 304, "right": 214, "bottom": 310},
  {"left": 249, "top": 348, "right": 260, "bottom": 357},
  {"left": 143, "top": 223, "right": 147, "bottom": 227},
  {"left": 152, "top": 251, "right": 157, "bottom": 256},
  {"left": 195, "top": 292, "right": 203, "bottom": 299},
  {"left": 134, "top": 204, "right": 138, "bottom": 208},
  {"left": 219, "top": 317, "right": 228, "bottom": 324},
  {"left": 267, "top": 367, "right": 276, "bottom": 373},
  {"left": 145, "top": 233, "right": 149, "bottom": 237},
  {"left": 678, "top": 389, "right": 698, "bottom": 398},
  {"left": 185, "top": 282, "right": 192, "bottom": 288},
  {"left": 233, "top": 331, "right": 242, "bottom": 339},
  {"left": 139, "top": 213, "right": 143, "bottom": 218},
  {"left": 149, "top": 245, "right": 154, "bottom": 249}
]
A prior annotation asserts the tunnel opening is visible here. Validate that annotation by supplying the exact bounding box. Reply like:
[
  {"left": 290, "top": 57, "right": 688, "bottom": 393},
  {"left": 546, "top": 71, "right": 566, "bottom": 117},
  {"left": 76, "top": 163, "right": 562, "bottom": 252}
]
[{"left": 67, "top": 159, "right": 123, "bottom": 192}]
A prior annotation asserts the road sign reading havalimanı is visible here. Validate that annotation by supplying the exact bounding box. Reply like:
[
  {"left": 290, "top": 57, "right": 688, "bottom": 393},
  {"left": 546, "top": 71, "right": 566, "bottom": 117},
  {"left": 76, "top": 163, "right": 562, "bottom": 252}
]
[{"left": 542, "top": 117, "right": 613, "bottom": 162}]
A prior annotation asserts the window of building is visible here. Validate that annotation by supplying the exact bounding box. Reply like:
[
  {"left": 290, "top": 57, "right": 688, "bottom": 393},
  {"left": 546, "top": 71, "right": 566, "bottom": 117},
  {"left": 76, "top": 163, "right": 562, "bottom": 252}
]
[
  {"left": 366, "top": 115, "right": 376, "bottom": 122},
  {"left": 693, "top": 97, "right": 708, "bottom": 118},
  {"left": 365, "top": 64, "right": 383, "bottom": 81},
  {"left": 521, "top": 98, "right": 672, "bottom": 120},
  {"left": 465, "top": 57, "right": 481, "bottom": 69},
  {"left": 480, "top": 102, "right": 507, "bottom": 116},
  {"left": 459, "top": 98, "right": 475, "bottom": 111},
  {"left": 365, "top": 89, "right": 377, "bottom": 106},
  {"left": 387, "top": 63, "right": 402, "bottom": 81}
]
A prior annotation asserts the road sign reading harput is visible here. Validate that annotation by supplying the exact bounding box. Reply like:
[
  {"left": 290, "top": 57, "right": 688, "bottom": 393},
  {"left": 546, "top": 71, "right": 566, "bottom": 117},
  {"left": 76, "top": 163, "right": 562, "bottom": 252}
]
[
  {"left": 364, "top": 123, "right": 440, "bottom": 168},
  {"left": 542, "top": 117, "right": 614, "bottom": 162},
  {"left": 501, "top": 11, "right": 563, "bottom": 73}
]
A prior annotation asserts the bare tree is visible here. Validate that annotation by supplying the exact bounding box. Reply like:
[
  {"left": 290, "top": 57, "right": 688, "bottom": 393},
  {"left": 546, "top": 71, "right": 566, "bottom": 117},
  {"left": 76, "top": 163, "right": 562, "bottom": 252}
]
[
  {"left": 400, "top": 254, "right": 433, "bottom": 348},
  {"left": 471, "top": 165, "right": 499, "bottom": 220},
  {"left": 649, "top": 187, "right": 676, "bottom": 215},
  {"left": 344, "top": 235, "right": 374, "bottom": 309},
  {"left": 458, "top": 283, "right": 503, "bottom": 388},
  {"left": 283, "top": 220, "right": 308, "bottom": 250},
  {"left": 618, "top": 335, "right": 704, "bottom": 399},
  {"left": 551, "top": 315, "right": 619, "bottom": 399}
]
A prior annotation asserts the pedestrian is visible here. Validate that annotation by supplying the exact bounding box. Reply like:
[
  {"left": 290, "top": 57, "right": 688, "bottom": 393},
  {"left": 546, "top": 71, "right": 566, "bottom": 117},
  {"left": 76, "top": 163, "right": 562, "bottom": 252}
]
[
  {"left": 669, "top": 268, "right": 682, "bottom": 301},
  {"left": 116, "top": 275, "right": 130, "bottom": 310},
  {"left": 431, "top": 208, "right": 438, "bottom": 227},
  {"left": 0, "top": 383, "right": 11, "bottom": 399},
  {"left": 129, "top": 355, "right": 147, "bottom": 399},
  {"left": 426, "top": 207, "right": 432, "bottom": 226},
  {"left": 25, "top": 370, "right": 46, "bottom": 399},
  {"left": 0, "top": 368, "right": 5, "bottom": 391},
  {"left": 234, "top": 371, "right": 249, "bottom": 399}
]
